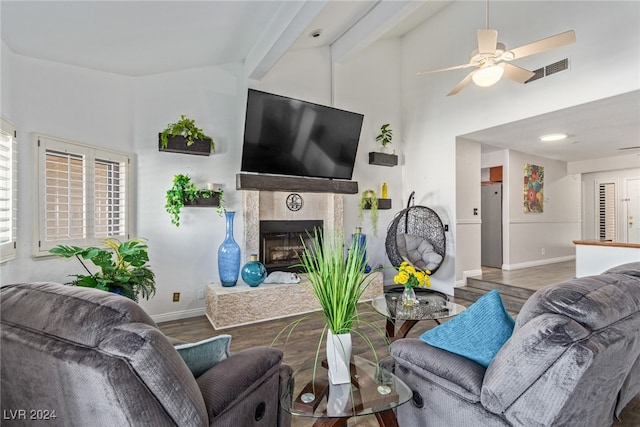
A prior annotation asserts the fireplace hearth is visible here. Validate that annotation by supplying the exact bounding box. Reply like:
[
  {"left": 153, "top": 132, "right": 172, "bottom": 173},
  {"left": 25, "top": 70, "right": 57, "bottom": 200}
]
[{"left": 260, "top": 220, "right": 323, "bottom": 273}]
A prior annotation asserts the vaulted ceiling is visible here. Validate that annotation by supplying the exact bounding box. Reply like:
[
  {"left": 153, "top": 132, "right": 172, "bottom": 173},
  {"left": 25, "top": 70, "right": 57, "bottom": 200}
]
[{"left": 1, "top": 1, "right": 638, "bottom": 164}]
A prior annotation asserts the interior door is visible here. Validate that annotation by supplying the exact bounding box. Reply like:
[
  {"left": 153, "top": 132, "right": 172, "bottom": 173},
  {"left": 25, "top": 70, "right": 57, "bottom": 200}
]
[
  {"left": 625, "top": 178, "right": 640, "bottom": 243},
  {"left": 481, "top": 183, "right": 503, "bottom": 268}
]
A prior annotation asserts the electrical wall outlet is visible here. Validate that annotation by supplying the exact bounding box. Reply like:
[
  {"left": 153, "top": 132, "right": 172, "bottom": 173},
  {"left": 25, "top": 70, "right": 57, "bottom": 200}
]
[
  {"left": 541, "top": 248, "right": 546, "bottom": 255},
  {"left": 197, "top": 289, "right": 205, "bottom": 300},
  {"left": 172, "top": 292, "right": 180, "bottom": 302}
]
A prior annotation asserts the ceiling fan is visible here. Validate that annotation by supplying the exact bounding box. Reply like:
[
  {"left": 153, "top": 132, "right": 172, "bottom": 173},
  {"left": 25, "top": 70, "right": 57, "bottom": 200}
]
[{"left": 417, "top": 0, "right": 576, "bottom": 96}]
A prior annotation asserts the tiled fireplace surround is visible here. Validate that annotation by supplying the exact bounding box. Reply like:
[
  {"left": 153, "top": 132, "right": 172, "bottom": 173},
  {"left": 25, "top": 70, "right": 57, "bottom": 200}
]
[{"left": 205, "top": 190, "right": 383, "bottom": 329}]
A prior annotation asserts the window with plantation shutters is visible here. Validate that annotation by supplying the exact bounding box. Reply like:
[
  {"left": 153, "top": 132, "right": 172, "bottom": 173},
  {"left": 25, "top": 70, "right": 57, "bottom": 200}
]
[
  {"left": 0, "top": 117, "right": 17, "bottom": 263},
  {"left": 35, "top": 134, "right": 130, "bottom": 256},
  {"left": 94, "top": 158, "right": 126, "bottom": 237},
  {"left": 598, "top": 181, "right": 616, "bottom": 241}
]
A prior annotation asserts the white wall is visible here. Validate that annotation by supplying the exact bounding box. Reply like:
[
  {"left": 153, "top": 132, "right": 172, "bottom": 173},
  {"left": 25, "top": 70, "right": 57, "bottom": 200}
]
[
  {"left": 0, "top": 50, "right": 134, "bottom": 287},
  {"left": 401, "top": 1, "right": 640, "bottom": 293},
  {"left": 456, "top": 138, "right": 482, "bottom": 285},
  {"left": 1, "top": 42, "right": 12, "bottom": 120},
  {"left": 334, "top": 38, "right": 403, "bottom": 282},
  {"left": 0, "top": 44, "right": 247, "bottom": 319},
  {"left": 504, "top": 150, "right": 581, "bottom": 268},
  {"left": 132, "top": 63, "right": 245, "bottom": 319}
]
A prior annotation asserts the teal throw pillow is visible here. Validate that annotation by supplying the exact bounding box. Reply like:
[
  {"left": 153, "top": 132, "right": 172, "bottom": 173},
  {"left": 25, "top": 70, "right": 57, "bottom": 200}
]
[
  {"left": 175, "top": 334, "right": 231, "bottom": 377},
  {"left": 419, "top": 290, "right": 514, "bottom": 367}
]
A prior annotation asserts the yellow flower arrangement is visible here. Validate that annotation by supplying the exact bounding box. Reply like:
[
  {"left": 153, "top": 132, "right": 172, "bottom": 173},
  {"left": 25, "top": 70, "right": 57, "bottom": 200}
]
[{"left": 394, "top": 261, "right": 431, "bottom": 289}]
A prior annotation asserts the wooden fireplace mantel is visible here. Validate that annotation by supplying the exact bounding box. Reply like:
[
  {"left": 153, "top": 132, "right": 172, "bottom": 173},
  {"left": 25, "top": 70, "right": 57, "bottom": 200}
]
[{"left": 236, "top": 173, "right": 358, "bottom": 194}]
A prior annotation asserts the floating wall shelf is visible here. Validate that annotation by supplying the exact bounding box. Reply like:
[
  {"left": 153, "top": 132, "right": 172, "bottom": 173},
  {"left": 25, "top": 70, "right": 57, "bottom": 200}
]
[
  {"left": 159, "top": 134, "right": 212, "bottom": 156},
  {"left": 369, "top": 152, "right": 398, "bottom": 167},
  {"left": 364, "top": 198, "right": 391, "bottom": 210},
  {"left": 184, "top": 191, "right": 221, "bottom": 207}
]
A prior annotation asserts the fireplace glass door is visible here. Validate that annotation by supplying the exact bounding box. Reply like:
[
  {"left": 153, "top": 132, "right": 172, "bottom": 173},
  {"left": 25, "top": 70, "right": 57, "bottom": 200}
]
[{"left": 260, "top": 220, "right": 323, "bottom": 273}]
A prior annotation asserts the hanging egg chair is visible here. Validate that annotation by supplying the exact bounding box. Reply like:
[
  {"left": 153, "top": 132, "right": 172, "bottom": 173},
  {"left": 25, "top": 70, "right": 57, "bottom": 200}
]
[{"left": 385, "top": 192, "right": 446, "bottom": 274}]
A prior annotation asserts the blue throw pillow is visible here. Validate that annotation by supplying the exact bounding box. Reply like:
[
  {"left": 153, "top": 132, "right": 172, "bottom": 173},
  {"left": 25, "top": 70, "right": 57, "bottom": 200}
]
[
  {"left": 419, "top": 290, "right": 514, "bottom": 367},
  {"left": 175, "top": 334, "right": 231, "bottom": 377}
]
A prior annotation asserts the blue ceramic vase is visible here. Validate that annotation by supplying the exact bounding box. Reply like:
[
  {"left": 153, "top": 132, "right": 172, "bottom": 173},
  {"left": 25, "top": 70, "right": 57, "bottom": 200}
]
[
  {"left": 353, "top": 227, "right": 371, "bottom": 273},
  {"left": 241, "top": 254, "right": 267, "bottom": 287},
  {"left": 218, "top": 211, "right": 241, "bottom": 287}
]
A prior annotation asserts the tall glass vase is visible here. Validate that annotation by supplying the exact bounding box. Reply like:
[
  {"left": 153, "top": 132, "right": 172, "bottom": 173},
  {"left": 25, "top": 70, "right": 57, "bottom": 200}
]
[{"left": 218, "top": 211, "right": 241, "bottom": 287}]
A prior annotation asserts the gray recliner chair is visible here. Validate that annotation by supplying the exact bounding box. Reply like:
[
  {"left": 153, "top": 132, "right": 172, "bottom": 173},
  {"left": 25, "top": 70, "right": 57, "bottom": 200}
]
[
  {"left": 382, "top": 262, "right": 640, "bottom": 426},
  {"left": 1, "top": 282, "right": 292, "bottom": 427}
]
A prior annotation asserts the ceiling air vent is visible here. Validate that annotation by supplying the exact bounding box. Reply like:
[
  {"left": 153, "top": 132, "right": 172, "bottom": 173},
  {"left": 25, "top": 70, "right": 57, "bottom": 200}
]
[
  {"left": 525, "top": 58, "right": 569, "bottom": 84},
  {"left": 546, "top": 58, "right": 569, "bottom": 76}
]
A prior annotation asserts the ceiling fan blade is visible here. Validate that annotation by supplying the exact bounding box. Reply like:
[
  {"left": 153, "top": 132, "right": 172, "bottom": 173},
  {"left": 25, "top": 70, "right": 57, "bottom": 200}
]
[
  {"left": 447, "top": 72, "right": 474, "bottom": 96},
  {"left": 477, "top": 29, "right": 498, "bottom": 55},
  {"left": 417, "top": 63, "right": 475, "bottom": 75},
  {"left": 508, "top": 30, "right": 576, "bottom": 60},
  {"left": 501, "top": 62, "right": 535, "bottom": 83}
]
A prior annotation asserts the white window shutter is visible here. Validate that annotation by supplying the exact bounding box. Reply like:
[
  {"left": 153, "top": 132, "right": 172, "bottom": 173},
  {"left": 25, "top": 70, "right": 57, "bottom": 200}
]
[{"left": 0, "top": 117, "right": 16, "bottom": 262}]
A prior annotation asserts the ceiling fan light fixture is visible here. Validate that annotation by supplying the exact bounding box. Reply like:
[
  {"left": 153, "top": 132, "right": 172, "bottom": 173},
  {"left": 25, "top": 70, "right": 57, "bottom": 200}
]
[
  {"left": 472, "top": 65, "right": 504, "bottom": 87},
  {"left": 539, "top": 133, "right": 568, "bottom": 142}
]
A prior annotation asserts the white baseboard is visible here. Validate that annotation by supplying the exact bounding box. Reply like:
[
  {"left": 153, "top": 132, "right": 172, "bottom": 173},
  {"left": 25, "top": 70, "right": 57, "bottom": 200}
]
[
  {"left": 503, "top": 255, "right": 575, "bottom": 271},
  {"left": 151, "top": 307, "right": 205, "bottom": 324},
  {"left": 456, "top": 268, "right": 483, "bottom": 287}
]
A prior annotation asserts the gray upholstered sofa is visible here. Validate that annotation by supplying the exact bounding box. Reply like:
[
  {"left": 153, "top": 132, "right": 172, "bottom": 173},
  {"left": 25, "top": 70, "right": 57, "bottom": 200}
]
[
  {"left": 382, "top": 262, "right": 640, "bottom": 426},
  {"left": 1, "top": 282, "right": 292, "bottom": 426}
]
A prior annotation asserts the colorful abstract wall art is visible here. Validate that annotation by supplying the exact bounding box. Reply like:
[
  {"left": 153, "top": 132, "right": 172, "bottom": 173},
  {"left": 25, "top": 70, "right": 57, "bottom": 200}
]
[{"left": 524, "top": 163, "right": 544, "bottom": 213}]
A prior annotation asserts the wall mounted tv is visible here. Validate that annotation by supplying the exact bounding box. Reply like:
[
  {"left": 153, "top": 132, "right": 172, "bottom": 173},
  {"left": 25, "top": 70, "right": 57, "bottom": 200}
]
[{"left": 241, "top": 89, "right": 364, "bottom": 181}]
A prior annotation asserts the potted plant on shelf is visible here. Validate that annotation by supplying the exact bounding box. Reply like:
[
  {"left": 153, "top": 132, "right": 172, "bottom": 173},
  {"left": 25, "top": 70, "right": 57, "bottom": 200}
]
[
  {"left": 359, "top": 189, "right": 379, "bottom": 236},
  {"left": 159, "top": 115, "right": 215, "bottom": 156},
  {"left": 376, "top": 123, "right": 393, "bottom": 150},
  {"left": 369, "top": 123, "right": 398, "bottom": 166},
  {"left": 295, "top": 229, "right": 383, "bottom": 384},
  {"left": 49, "top": 238, "right": 156, "bottom": 302},
  {"left": 165, "top": 174, "right": 220, "bottom": 227}
]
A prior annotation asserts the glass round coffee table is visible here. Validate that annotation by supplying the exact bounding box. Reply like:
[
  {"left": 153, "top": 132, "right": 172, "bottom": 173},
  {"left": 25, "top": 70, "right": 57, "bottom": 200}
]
[
  {"left": 281, "top": 354, "right": 412, "bottom": 427},
  {"left": 372, "top": 286, "right": 467, "bottom": 340}
]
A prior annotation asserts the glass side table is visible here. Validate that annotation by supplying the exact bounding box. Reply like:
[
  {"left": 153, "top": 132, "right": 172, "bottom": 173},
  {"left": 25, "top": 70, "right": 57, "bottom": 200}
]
[
  {"left": 372, "top": 287, "right": 467, "bottom": 340},
  {"left": 281, "top": 355, "right": 412, "bottom": 427}
]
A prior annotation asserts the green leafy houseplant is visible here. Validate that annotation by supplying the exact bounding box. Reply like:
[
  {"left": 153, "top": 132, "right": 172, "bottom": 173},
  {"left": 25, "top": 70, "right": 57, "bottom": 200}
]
[
  {"left": 359, "top": 189, "right": 379, "bottom": 236},
  {"left": 273, "top": 230, "right": 386, "bottom": 361},
  {"left": 49, "top": 238, "right": 156, "bottom": 302},
  {"left": 165, "top": 174, "right": 216, "bottom": 226},
  {"left": 375, "top": 123, "right": 393, "bottom": 148},
  {"left": 160, "top": 115, "right": 215, "bottom": 151}
]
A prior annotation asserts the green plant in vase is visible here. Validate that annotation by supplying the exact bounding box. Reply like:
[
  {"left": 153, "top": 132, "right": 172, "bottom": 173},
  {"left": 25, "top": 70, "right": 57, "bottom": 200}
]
[
  {"left": 160, "top": 114, "right": 215, "bottom": 151},
  {"left": 359, "top": 189, "right": 379, "bottom": 236},
  {"left": 274, "top": 229, "right": 386, "bottom": 384},
  {"left": 165, "top": 174, "right": 215, "bottom": 227},
  {"left": 49, "top": 238, "right": 156, "bottom": 302}
]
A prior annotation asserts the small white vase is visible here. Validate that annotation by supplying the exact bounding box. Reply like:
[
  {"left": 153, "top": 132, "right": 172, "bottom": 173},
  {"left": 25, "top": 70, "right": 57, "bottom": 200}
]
[
  {"left": 327, "top": 383, "right": 351, "bottom": 416},
  {"left": 326, "top": 330, "right": 352, "bottom": 385}
]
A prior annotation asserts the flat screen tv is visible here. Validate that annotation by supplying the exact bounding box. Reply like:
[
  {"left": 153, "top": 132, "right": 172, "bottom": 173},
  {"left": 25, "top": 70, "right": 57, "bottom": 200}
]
[{"left": 241, "top": 89, "right": 364, "bottom": 180}]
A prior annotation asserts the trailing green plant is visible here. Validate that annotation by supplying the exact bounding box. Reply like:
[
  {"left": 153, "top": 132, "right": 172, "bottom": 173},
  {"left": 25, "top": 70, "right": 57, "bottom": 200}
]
[
  {"left": 375, "top": 123, "right": 393, "bottom": 148},
  {"left": 160, "top": 115, "right": 215, "bottom": 151},
  {"left": 49, "top": 238, "right": 156, "bottom": 302},
  {"left": 272, "top": 230, "right": 387, "bottom": 369},
  {"left": 165, "top": 174, "right": 215, "bottom": 227},
  {"left": 359, "top": 189, "right": 379, "bottom": 236},
  {"left": 216, "top": 187, "right": 226, "bottom": 216}
]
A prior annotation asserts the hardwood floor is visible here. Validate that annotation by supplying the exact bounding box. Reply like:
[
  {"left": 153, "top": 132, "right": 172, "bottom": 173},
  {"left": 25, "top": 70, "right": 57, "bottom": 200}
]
[
  {"left": 477, "top": 260, "right": 576, "bottom": 292},
  {"left": 158, "top": 261, "right": 639, "bottom": 426}
]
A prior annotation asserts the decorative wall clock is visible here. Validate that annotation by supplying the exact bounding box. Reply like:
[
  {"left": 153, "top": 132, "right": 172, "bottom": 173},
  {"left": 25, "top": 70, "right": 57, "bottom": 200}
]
[{"left": 286, "top": 193, "right": 303, "bottom": 211}]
